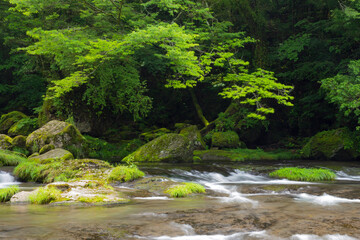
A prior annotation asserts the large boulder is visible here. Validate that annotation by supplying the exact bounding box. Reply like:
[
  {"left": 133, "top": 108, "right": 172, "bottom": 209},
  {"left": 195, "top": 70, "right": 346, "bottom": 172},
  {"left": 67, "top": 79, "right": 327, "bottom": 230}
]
[
  {"left": 0, "top": 134, "right": 12, "bottom": 150},
  {"left": 26, "top": 120, "right": 86, "bottom": 157},
  {"left": 139, "top": 128, "right": 171, "bottom": 142},
  {"left": 211, "top": 131, "right": 242, "bottom": 149},
  {"left": 302, "top": 128, "right": 360, "bottom": 161},
  {"left": 29, "top": 148, "right": 74, "bottom": 164},
  {"left": 180, "top": 125, "right": 206, "bottom": 150},
  {"left": 124, "top": 133, "right": 193, "bottom": 162},
  {"left": 0, "top": 111, "right": 27, "bottom": 134}
]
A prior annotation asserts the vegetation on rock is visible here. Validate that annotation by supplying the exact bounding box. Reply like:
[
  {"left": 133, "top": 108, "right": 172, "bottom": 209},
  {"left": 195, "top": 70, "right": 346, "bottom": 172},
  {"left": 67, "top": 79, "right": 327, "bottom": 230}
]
[
  {"left": 29, "top": 186, "right": 62, "bottom": 204},
  {"left": 108, "top": 165, "right": 145, "bottom": 182},
  {"left": 269, "top": 167, "right": 336, "bottom": 182},
  {"left": 0, "top": 185, "right": 20, "bottom": 202},
  {"left": 165, "top": 183, "right": 206, "bottom": 198},
  {"left": 0, "top": 149, "right": 26, "bottom": 166}
]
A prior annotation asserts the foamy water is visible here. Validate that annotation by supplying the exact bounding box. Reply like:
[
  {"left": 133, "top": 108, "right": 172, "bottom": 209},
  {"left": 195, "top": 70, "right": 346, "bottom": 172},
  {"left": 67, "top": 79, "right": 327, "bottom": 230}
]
[
  {"left": 0, "top": 171, "right": 18, "bottom": 188},
  {"left": 293, "top": 193, "right": 360, "bottom": 206}
]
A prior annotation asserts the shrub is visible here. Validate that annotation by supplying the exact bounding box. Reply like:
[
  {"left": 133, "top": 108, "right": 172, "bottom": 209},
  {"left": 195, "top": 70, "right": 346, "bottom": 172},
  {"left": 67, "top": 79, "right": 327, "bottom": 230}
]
[
  {"left": 29, "top": 187, "right": 61, "bottom": 204},
  {"left": 0, "top": 185, "right": 20, "bottom": 202},
  {"left": 165, "top": 183, "right": 206, "bottom": 198},
  {"left": 269, "top": 167, "right": 336, "bottom": 181},
  {"left": 108, "top": 165, "right": 145, "bottom": 182}
]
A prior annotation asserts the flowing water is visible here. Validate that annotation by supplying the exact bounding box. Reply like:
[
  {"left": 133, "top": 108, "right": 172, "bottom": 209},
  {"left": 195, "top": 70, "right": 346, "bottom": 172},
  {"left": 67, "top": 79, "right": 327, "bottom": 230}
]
[{"left": 1, "top": 160, "right": 360, "bottom": 239}]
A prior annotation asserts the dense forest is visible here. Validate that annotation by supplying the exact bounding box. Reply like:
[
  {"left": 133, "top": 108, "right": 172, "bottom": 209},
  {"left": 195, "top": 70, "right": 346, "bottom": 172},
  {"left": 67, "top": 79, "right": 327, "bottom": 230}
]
[{"left": 0, "top": 0, "right": 360, "bottom": 154}]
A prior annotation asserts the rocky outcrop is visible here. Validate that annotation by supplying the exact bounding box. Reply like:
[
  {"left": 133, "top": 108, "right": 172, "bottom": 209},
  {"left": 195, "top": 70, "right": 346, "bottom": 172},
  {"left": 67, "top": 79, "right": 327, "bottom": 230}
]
[
  {"left": 140, "top": 128, "right": 171, "bottom": 142},
  {"left": 180, "top": 125, "right": 206, "bottom": 150},
  {"left": 211, "top": 131, "right": 242, "bottom": 149},
  {"left": 302, "top": 128, "right": 360, "bottom": 161},
  {"left": 124, "top": 133, "right": 193, "bottom": 162},
  {"left": 29, "top": 148, "right": 74, "bottom": 164},
  {"left": 26, "top": 120, "right": 86, "bottom": 157}
]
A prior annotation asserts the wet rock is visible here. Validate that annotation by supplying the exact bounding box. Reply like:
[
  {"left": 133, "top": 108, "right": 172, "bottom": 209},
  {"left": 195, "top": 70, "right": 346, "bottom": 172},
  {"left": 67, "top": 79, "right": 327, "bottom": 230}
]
[
  {"left": 29, "top": 148, "right": 74, "bottom": 163},
  {"left": 26, "top": 120, "right": 86, "bottom": 157},
  {"left": 124, "top": 134, "right": 193, "bottom": 162},
  {"left": 302, "top": 128, "right": 360, "bottom": 160},
  {"left": 10, "top": 191, "right": 32, "bottom": 203}
]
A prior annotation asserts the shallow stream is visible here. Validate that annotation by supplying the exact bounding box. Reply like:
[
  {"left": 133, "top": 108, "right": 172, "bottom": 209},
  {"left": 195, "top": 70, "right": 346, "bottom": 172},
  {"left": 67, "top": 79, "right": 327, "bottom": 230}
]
[{"left": 1, "top": 160, "right": 360, "bottom": 239}]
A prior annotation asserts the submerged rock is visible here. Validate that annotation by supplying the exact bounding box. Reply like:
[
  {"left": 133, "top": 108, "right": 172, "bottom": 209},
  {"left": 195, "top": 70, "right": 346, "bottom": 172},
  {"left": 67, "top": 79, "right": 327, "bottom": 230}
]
[
  {"left": 26, "top": 120, "right": 86, "bottom": 157},
  {"left": 29, "top": 148, "right": 74, "bottom": 163},
  {"left": 124, "top": 134, "right": 193, "bottom": 162},
  {"left": 302, "top": 128, "right": 360, "bottom": 161}
]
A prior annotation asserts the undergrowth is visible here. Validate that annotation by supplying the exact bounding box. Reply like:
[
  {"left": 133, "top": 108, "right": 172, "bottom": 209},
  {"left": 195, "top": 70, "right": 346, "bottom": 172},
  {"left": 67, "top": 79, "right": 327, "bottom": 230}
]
[
  {"left": 29, "top": 186, "right": 62, "bottom": 204},
  {"left": 0, "top": 150, "right": 26, "bottom": 166},
  {"left": 0, "top": 185, "right": 19, "bottom": 202},
  {"left": 269, "top": 167, "right": 336, "bottom": 181}
]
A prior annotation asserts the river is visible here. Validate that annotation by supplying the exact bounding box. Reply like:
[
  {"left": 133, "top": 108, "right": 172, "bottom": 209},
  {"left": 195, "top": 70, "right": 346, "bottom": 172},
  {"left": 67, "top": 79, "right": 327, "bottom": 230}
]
[{"left": 0, "top": 160, "right": 360, "bottom": 240}]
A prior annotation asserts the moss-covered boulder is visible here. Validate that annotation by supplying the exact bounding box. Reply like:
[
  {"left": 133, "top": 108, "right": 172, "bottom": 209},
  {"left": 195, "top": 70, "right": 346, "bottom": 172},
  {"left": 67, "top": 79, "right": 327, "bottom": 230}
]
[
  {"left": 124, "top": 133, "right": 193, "bottom": 162},
  {"left": 0, "top": 134, "right": 12, "bottom": 150},
  {"left": 211, "top": 131, "right": 241, "bottom": 149},
  {"left": 39, "top": 144, "right": 55, "bottom": 155},
  {"left": 26, "top": 120, "right": 86, "bottom": 157},
  {"left": 180, "top": 125, "right": 206, "bottom": 150},
  {"left": 7, "top": 118, "right": 38, "bottom": 137},
  {"left": 29, "top": 148, "right": 74, "bottom": 164},
  {"left": 139, "top": 128, "right": 171, "bottom": 142},
  {"left": 302, "top": 128, "right": 360, "bottom": 161},
  {"left": 11, "top": 135, "right": 27, "bottom": 148},
  {"left": 0, "top": 111, "right": 27, "bottom": 134}
]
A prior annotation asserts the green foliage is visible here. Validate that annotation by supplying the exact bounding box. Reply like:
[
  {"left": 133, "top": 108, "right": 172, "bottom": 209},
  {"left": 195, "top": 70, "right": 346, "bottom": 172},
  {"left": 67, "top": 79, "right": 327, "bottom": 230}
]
[
  {"left": 108, "top": 165, "right": 145, "bottom": 182},
  {"left": 0, "top": 149, "right": 26, "bottom": 166},
  {"left": 78, "top": 195, "right": 106, "bottom": 203},
  {"left": 0, "top": 185, "right": 19, "bottom": 202},
  {"left": 278, "top": 34, "right": 311, "bottom": 62},
  {"left": 322, "top": 60, "right": 360, "bottom": 128},
  {"left": 29, "top": 186, "right": 61, "bottom": 204},
  {"left": 269, "top": 167, "right": 336, "bottom": 182},
  {"left": 165, "top": 182, "right": 205, "bottom": 198}
]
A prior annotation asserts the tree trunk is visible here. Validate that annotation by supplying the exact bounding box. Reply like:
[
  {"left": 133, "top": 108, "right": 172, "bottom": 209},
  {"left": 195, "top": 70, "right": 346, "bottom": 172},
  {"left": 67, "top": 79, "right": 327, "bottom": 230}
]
[{"left": 189, "top": 88, "right": 209, "bottom": 127}]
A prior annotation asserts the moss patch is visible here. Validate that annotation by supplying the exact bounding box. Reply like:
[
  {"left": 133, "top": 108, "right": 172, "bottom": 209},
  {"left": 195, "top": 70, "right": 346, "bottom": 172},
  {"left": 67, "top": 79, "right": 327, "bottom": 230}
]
[
  {"left": 0, "top": 185, "right": 20, "bottom": 202},
  {"left": 29, "top": 186, "right": 62, "bottom": 204},
  {"left": 0, "top": 111, "right": 27, "bottom": 134},
  {"left": 194, "top": 148, "right": 300, "bottom": 162},
  {"left": 0, "top": 134, "right": 12, "bottom": 150},
  {"left": 269, "top": 167, "right": 336, "bottom": 181},
  {"left": 7, "top": 118, "right": 38, "bottom": 137},
  {"left": 211, "top": 131, "right": 240, "bottom": 149},
  {"left": 108, "top": 165, "right": 145, "bottom": 182},
  {"left": 165, "top": 183, "right": 206, "bottom": 198}
]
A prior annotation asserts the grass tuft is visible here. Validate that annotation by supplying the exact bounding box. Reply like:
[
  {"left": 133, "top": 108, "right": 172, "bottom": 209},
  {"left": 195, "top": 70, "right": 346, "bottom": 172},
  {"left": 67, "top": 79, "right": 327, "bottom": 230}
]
[
  {"left": 165, "top": 182, "right": 206, "bottom": 198},
  {"left": 269, "top": 167, "right": 336, "bottom": 182},
  {"left": 108, "top": 165, "right": 145, "bottom": 182},
  {"left": 0, "top": 150, "right": 26, "bottom": 166},
  {"left": 0, "top": 185, "right": 20, "bottom": 202},
  {"left": 29, "top": 187, "right": 61, "bottom": 204}
]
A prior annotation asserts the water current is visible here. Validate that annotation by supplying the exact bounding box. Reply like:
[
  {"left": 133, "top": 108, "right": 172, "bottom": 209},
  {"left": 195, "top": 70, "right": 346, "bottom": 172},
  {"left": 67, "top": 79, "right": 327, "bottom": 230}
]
[{"left": 0, "top": 160, "right": 360, "bottom": 239}]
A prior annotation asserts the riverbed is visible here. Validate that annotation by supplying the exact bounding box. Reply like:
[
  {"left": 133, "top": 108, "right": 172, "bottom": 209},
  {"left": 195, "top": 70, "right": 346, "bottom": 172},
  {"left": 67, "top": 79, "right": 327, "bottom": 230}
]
[{"left": 1, "top": 160, "right": 360, "bottom": 240}]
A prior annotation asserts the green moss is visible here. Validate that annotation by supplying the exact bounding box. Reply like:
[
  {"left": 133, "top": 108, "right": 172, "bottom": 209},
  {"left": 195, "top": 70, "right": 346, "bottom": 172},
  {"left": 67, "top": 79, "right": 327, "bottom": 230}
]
[
  {"left": 0, "top": 149, "right": 27, "bottom": 166},
  {"left": 302, "top": 128, "right": 359, "bottom": 160},
  {"left": 108, "top": 165, "right": 145, "bottom": 182},
  {"left": 165, "top": 183, "right": 206, "bottom": 198},
  {"left": 140, "top": 128, "right": 171, "bottom": 142},
  {"left": 39, "top": 144, "right": 55, "bottom": 155},
  {"left": 0, "top": 111, "right": 27, "bottom": 134},
  {"left": 0, "top": 134, "right": 12, "bottom": 150},
  {"left": 0, "top": 185, "right": 20, "bottom": 202},
  {"left": 125, "top": 134, "right": 192, "bottom": 162},
  {"left": 194, "top": 148, "right": 300, "bottom": 162},
  {"left": 29, "top": 186, "right": 62, "bottom": 204},
  {"left": 78, "top": 195, "right": 107, "bottom": 203},
  {"left": 211, "top": 131, "right": 240, "bottom": 148},
  {"left": 14, "top": 158, "right": 111, "bottom": 183},
  {"left": 7, "top": 118, "right": 38, "bottom": 136},
  {"left": 180, "top": 125, "right": 206, "bottom": 150},
  {"left": 269, "top": 167, "right": 336, "bottom": 181}
]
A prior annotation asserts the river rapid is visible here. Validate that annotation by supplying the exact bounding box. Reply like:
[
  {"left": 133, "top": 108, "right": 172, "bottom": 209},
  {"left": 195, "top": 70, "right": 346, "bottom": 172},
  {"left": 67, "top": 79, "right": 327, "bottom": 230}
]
[{"left": 0, "top": 160, "right": 360, "bottom": 240}]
